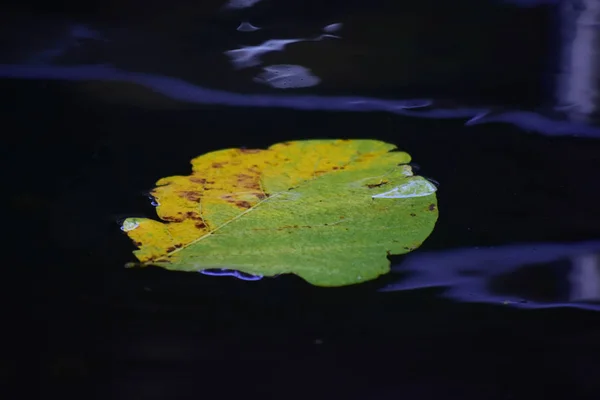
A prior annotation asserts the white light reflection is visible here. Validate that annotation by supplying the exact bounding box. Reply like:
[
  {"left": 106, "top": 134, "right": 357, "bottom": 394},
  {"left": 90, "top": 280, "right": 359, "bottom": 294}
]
[
  {"left": 237, "top": 22, "right": 261, "bottom": 32},
  {"left": 225, "top": 39, "right": 304, "bottom": 69}
]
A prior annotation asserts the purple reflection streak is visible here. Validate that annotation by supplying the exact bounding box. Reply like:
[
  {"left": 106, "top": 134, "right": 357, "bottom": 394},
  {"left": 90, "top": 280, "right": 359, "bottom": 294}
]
[
  {"left": 200, "top": 268, "right": 263, "bottom": 281},
  {"left": 0, "top": 64, "right": 431, "bottom": 112},
  {"left": 3, "top": 63, "right": 599, "bottom": 137},
  {"left": 381, "top": 241, "right": 600, "bottom": 312}
]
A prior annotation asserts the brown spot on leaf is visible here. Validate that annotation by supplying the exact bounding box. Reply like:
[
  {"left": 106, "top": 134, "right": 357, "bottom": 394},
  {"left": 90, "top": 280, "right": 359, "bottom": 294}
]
[
  {"left": 162, "top": 216, "right": 184, "bottom": 222},
  {"left": 179, "top": 191, "right": 201, "bottom": 202},
  {"left": 236, "top": 173, "right": 261, "bottom": 191},
  {"left": 212, "top": 162, "right": 226, "bottom": 168},
  {"left": 366, "top": 180, "right": 388, "bottom": 188},
  {"left": 185, "top": 211, "right": 202, "bottom": 220},
  {"left": 135, "top": 241, "right": 142, "bottom": 246},
  {"left": 195, "top": 222, "right": 207, "bottom": 229},
  {"left": 166, "top": 246, "right": 176, "bottom": 252},
  {"left": 190, "top": 177, "right": 207, "bottom": 184},
  {"left": 174, "top": 243, "right": 183, "bottom": 248},
  {"left": 235, "top": 201, "right": 252, "bottom": 209},
  {"left": 276, "top": 225, "right": 299, "bottom": 230},
  {"left": 255, "top": 192, "right": 267, "bottom": 200},
  {"left": 239, "top": 148, "right": 261, "bottom": 154},
  {"left": 221, "top": 194, "right": 235, "bottom": 202},
  {"left": 428, "top": 204, "right": 436, "bottom": 211}
]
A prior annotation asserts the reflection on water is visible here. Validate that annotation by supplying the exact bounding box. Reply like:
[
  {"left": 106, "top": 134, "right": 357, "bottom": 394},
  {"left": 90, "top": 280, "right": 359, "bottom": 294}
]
[
  {"left": 223, "top": 0, "right": 263, "bottom": 10},
  {"left": 236, "top": 22, "right": 261, "bottom": 32},
  {"left": 381, "top": 241, "right": 600, "bottom": 311},
  {"left": 0, "top": 63, "right": 434, "bottom": 111},
  {"left": 4, "top": 61, "right": 600, "bottom": 136},
  {"left": 200, "top": 268, "right": 264, "bottom": 281},
  {"left": 224, "top": 24, "right": 340, "bottom": 69},
  {"left": 252, "top": 64, "right": 321, "bottom": 89},
  {"left": 2, "top": 1, "right": 600, "bottom": 137}
]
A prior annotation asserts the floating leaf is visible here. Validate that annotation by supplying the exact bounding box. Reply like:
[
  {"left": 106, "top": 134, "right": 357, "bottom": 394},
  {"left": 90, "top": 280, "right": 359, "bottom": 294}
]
[{"left": 121, "top": 139, "right": 438, "bottom": 287}]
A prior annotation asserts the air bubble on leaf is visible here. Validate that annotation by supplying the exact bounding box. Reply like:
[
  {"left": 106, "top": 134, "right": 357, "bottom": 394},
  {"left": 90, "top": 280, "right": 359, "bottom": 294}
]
[
  {"left": 400, "top": 165, "right": 414, "bottom": 177},
  {"left": 372, "top": 178, "right": 437, "bottom": 199},
  {"left": 253, "top": 64, "right": 320, "bottom": 89},
  {"left": 121, "top": 219, "right": 140, "bottom": 232},
  {"left": 237, "top": 22, "right": 261, "bottom": 32}
]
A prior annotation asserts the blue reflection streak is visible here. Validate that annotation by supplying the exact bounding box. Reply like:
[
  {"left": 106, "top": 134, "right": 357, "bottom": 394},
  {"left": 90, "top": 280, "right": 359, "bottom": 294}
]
[
  {"left": 381, "top": 241, "right": 600, "bottom": 312},
  {"left": 200, "top": 268, "right": 263, "bottom": 281},
  {"left": 0, "top": 64, "right": 431, "bottom": 111},
  {"left": 2, "top": 63, "right": 600, "bottom": 137}
]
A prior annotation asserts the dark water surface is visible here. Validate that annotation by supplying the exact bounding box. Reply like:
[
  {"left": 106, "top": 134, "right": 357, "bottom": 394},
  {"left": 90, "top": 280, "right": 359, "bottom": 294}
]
[{"left": 3, "top": 0, "right": 600, "bottom": 399}]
